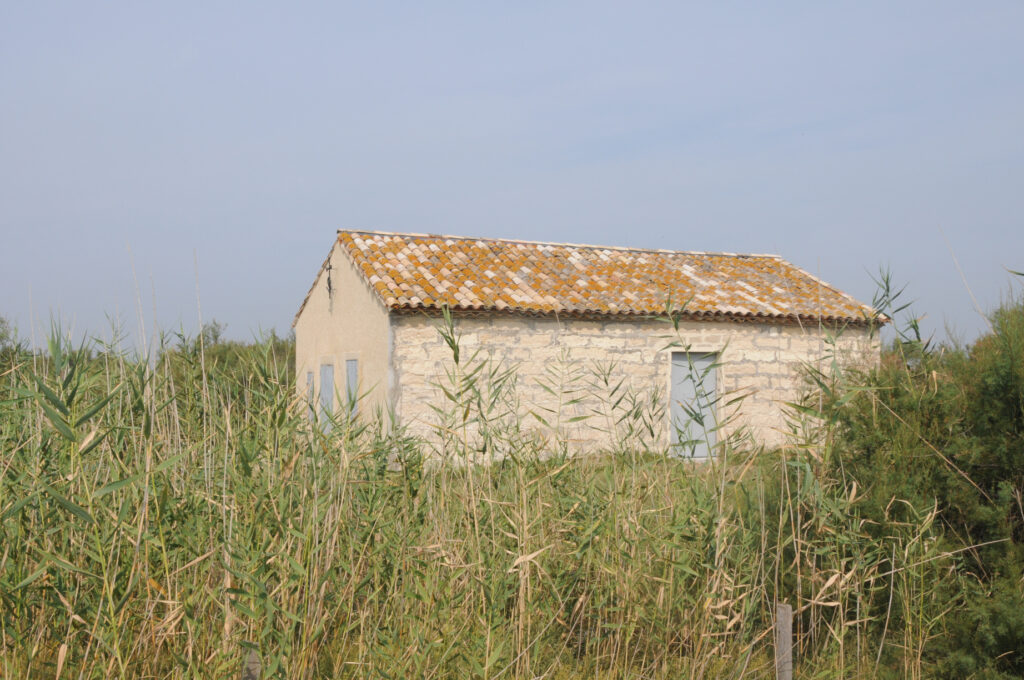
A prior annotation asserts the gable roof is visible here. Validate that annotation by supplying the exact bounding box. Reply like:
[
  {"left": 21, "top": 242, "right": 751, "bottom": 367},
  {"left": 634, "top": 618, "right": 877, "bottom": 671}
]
[{"left": 297, "top": 229, "right": 878, "bottom": 326}]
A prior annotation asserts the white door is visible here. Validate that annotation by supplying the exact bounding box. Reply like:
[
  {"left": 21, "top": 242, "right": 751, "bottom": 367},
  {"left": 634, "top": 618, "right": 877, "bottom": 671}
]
[{"left": 669, "top": 352, "right": 718, "bottom": 458}]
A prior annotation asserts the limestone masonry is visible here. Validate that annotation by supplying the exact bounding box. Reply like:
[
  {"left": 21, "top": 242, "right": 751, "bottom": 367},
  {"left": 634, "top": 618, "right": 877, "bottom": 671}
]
[{"left": 390, "top": 314, "right": 876, "bottom": 450}]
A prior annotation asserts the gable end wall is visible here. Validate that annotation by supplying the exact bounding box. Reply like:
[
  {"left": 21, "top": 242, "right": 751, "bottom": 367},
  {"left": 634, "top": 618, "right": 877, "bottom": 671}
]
[{"left": 294, "top": 243, "right": 391, "bottom": 417}]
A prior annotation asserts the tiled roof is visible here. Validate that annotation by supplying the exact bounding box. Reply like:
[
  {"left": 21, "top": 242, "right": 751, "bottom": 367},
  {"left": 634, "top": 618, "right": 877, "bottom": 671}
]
[{"left": 330, "top": 230, "right": 877, "bottom": 325}]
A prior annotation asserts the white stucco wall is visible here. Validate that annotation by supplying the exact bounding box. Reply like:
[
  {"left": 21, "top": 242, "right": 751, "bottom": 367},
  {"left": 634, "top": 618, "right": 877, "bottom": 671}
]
[
  {"left": 293, "top": 244, "right": 391, "bottom": 418},
  {"left": 389, "top": 314, "right": 877, "bottom": 453}
]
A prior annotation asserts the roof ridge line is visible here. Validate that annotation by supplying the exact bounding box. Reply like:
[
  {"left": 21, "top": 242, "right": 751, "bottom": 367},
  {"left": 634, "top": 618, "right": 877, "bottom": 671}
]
[{"left": 337, "top": 228, "right": 782, "bottom": 260}]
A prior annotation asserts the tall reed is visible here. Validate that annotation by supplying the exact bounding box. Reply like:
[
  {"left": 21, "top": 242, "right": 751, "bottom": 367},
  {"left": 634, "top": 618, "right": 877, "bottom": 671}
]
[{"left": 0, "top": 318, "right": 957, "bottom": 679}]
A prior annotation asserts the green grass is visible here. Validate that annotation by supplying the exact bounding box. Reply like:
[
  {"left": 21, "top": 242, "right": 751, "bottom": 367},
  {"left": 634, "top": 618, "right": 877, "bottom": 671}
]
[{"left": 0, "top": 293, "right": 1019, "bottom": 678}]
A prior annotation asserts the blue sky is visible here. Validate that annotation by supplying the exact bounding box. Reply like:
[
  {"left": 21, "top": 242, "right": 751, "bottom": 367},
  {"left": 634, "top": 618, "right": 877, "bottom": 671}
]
[{"left": 2, "top": 2, "right": 1022, "bottom": 349}]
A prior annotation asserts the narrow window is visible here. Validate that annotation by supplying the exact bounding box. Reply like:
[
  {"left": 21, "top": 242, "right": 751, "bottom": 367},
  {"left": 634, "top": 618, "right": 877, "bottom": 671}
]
[
  {"left": 345, "top": 359, "right": 359, "bottom": 417},
  {"left": 319, "top": 363, "right": 334, "bottom": 429},
  {"left": 669, "top": 352, "right": 718, "bottom": 458},
  {"left": 305, "top": 371, "right": 314, "bottom": 422}
]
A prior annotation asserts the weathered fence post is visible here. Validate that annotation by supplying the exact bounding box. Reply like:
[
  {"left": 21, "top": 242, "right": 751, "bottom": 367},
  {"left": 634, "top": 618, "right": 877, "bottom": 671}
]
[
  {"left": 241, "top": 648, "right": 261, "bottom": 680},
  {"left": 775, "top": 602, "right": 793, "bottom": 680}
]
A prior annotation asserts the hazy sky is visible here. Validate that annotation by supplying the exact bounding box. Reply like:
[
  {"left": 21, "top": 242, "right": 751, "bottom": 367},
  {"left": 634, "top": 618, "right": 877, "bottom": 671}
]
[{"left": 2, "top": 3, "right": 1023, "bottom": 350}]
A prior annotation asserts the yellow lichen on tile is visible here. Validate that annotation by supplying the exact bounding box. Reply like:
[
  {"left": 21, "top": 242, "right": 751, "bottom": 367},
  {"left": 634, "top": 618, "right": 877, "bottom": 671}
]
[{"left": 336, "top": 230, "right": 875, "bottom": 324}]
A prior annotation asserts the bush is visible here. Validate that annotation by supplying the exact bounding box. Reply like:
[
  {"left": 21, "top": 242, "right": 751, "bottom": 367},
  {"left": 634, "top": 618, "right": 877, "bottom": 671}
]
[{"left": 818, "top": 294, "right": 1024, "bottom": 676}]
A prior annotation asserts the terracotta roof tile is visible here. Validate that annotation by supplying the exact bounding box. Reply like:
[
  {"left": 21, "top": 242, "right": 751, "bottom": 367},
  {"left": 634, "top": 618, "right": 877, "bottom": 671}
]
[{"left": 333, "top": 230, "right": 877, "bottom": 325}]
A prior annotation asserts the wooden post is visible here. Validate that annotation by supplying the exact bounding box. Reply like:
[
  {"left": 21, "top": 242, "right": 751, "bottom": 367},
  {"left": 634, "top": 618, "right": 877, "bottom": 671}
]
[
  {"left": 241, "top": 648, "right": 261, "bottom": 680},
  {"left": 775, "top": 602, "right": 793, "bottom": 680}
]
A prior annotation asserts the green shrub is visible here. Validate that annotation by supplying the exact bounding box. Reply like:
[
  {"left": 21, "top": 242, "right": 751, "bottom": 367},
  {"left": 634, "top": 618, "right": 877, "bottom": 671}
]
[{"left": 817, "top": 294, "right": 1024, "bottom": 676}]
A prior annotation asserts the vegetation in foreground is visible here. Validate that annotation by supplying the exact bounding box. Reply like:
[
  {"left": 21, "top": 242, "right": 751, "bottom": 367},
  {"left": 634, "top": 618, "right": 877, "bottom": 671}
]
[{"left": 0, "top": 288, "right": 1022, "bottom": 678}]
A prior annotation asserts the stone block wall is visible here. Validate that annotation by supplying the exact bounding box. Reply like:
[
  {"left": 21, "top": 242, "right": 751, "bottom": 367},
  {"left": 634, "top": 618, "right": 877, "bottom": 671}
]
[{"left": 389, "top": 313, "right": 877, "bottom": 453}]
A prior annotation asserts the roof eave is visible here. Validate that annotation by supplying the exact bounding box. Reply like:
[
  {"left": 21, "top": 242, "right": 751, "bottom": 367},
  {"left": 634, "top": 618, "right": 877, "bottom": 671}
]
[{"left": 388, "top": 304, "right": 877, "bottom": 327}]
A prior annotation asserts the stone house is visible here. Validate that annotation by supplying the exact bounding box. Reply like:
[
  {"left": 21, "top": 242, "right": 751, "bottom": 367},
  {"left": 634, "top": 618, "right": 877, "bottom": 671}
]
[{"left": 293, "top": 230, "right": 879, "bottom": 454}]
